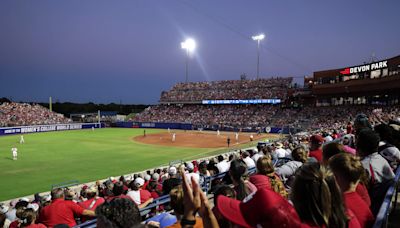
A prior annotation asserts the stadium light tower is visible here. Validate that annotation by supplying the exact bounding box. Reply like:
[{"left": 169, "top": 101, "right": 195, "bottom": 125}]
[
  {"left": 181, "top": 38, "right": 196, "bottom": 83},
  {"left": 252, "top": 33, "right": 265, "bottom": 79}
]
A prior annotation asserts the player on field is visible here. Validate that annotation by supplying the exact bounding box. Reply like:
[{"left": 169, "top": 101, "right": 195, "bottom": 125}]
[
  {"left": 235, "top": 132, "right": 239, "bottom": 141},
  {"left": 227, "top": 137, "right": 231, "bottom": 147},
  {"left": 20, "top": 135, "right": 24, "bottom": 144},
  {"left": 250, "top": 134, "right": 254, "bottom": 141},
  {"left": 172, "top": 133, "right": 176, "bottom": 142},
  {"left": 12, "top": 147, "right": 18, "bottom": 160},
  {"left": 217, "top": 130, "right": 220, "bottom": 136}
]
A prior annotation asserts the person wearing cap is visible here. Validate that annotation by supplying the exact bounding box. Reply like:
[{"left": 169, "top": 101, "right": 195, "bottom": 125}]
[
  {"left": 274, "top": 142, "right": 288, "bottom": 159},
  {"left": 309, "top": 135, "right": 324, "bottom": 162},
  {"left": 78, "top": 186, "right": 105, "bottom": 222},
  {"left": 126, "top": 178, "right": 153, "bottom": 209},
  {"left": 185, "top": 162, "right": 200, "bottom": 184},
  {"left": 162, "top": 167, "right": 181, "bottom": 196},
  {"left": 0, "top": 204, "right": 11, "bottom": 228},
  {"left": 18, "top": 205, "right": 46, "bottom": 228},
  {"left": 241, "top": 151, "right": 255, "bottom": 169},
  {"left": 38, "top": 188, "right": 95, "bottom": 227},
  {"left": 216, "top": 155, "right": 229, "bottom": 173},
  {"left": 356, "top": 128, "right": 394, "bottom": 215}
]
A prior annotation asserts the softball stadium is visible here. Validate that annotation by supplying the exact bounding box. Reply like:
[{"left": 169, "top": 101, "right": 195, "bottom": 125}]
[{"left": 0, "top": 54, "right": 400, "bottom": 227}]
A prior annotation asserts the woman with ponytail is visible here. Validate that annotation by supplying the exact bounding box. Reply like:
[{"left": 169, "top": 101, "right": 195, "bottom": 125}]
[
  {"left": 229, "top": 159, "right": 256, "bottom": 200},
  {"left": 291, "top": 162, "right": 360, "bottom": 227}
]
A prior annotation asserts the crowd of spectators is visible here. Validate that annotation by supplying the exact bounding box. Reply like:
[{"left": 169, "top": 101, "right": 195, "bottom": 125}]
[
  {"left": 133, "top": 104, "right": 400, "bottom": 132},
  {"left": 0, "top": 102, "right": 71, "bottom": 127},
  {"left": 159, "top": 77, "right": 292, "bottom": 102},
  {"left": 1, "top": 109, "right": 399, "bottom": 227}
]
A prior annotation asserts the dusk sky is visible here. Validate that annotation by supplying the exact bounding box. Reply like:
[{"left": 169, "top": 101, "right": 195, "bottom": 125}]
[{"left": 1, "top": 0, "right": 399, "bottom": 104}]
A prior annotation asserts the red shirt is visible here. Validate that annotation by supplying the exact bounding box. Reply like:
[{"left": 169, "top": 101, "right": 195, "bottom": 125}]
[
  {"left": 356, "top": 183, "right": 371, "bottom": 207},
  {"left": 38, "top": 199, "right": 85, "bottom": 227},
  {"left": 140, "top": 189, "right": 152, "bottom": 203},
  {"left": 78, "top": 197, "right": 105, "bottom": 210},
  {"left": 106, "top": 194, "right": 133, "bottom": 202},
  {"left": 25, "top": 224, "right": 47, "bottom": 228},
  {"left": 309, "top": 149, "right": 323, "bottom": 162},
  {"left": 344, "top": 192, "right": 374, "bottom": 228},
  {"left": 78, "top": 197, "right": 105, "bottom": 222}
]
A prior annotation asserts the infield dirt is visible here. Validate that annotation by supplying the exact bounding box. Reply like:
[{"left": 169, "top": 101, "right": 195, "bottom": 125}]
[{"left": 134, "top": 130, "right": 280, "bottom": 148}]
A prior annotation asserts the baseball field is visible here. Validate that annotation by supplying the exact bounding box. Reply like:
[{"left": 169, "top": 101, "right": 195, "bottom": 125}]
[{"left": 0, "top": 128, "right": 278, "bottom": 201}]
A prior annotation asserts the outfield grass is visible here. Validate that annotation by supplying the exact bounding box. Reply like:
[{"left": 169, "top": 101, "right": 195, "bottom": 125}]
[{"left": 0, "top": 128, "right": 260, "bottom": 201}]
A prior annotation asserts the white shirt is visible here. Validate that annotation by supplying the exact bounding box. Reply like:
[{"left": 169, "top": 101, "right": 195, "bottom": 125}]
[
  {"left": 252, "top": 152, "right": 263, "bottom": 163},
  {"left": 127, "top": 190, "right": 141, "bottom": 205},
  {"left": 12, "top": 148, "right": 17, "bottom": 155},
  {"left": 243, "top": 157, "right": 256, "bottom": 169},
  {"left": 216, "top": 160, "right": 230, "bottom": 173},
  {"left": 275, "top": 148, "right": 287, "bottom": 158},
  {"left": 185, "top": 172, "right": 200, "bottom": 184},
  {"left": 361, "top": 152, "right": 395, "bottom": 184}
]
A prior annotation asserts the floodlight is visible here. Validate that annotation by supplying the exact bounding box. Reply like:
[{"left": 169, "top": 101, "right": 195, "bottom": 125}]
[
  {"left": 181, "top": 38, "right": 196, "bottom": 52},
  {"left": 252, "top": 34, "right": 265, "bottom": 41}
]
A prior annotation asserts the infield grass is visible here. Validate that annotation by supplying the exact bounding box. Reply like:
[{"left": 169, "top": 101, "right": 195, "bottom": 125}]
[{"left": 0, "top": 128, "right": 266, "bottom": 201}]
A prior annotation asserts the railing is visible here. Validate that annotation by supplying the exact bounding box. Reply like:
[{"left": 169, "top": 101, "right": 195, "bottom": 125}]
[{"left": 372, "top": 167, "right": 400, "bottom": 228}]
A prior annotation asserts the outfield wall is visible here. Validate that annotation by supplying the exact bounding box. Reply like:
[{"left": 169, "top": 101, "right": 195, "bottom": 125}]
[
  {"left": 114, "top": 121, "right": 300, "bottom": 134},
  {"left": 0, "top": 123, "right": 105, "bottom": 136}
]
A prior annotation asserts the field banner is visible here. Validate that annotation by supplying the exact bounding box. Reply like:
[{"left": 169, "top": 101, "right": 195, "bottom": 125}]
[
  {"left": 0, "top": 123, "right": 104, "bottom": 136},
  {"left": 115, "top": 122, "right": 192, "bottom": 130}
]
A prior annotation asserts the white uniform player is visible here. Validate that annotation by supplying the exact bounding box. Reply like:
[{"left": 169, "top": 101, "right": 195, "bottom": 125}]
[
  {"left": 250, "top": 134, "right": 254, "bottom": 141},
  {"left": 235, "top": 132, "right": 239, "bottom": 141},
  {"left": 217, "top": 130, "right": 220, "bottom": 136},
  {"left": 172, "top": 133, "right": 176, "bottom": 142},
  {"left": 20, "top": 135, "right": 24, "bottom": 144},
  {"left": 12, "top": 147, "right": 18, "bottom": 160}
]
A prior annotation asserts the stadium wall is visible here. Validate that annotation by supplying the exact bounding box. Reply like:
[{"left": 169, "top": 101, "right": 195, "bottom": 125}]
[
  {"left": 0, "top": 123, "right": 105, "bottom": 136},
  {"left": 115, "top": 121, "right": 299, "bottom": 134}
]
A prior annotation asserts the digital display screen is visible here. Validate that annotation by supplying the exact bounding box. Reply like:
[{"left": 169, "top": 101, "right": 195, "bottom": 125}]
[{"left": 201, "top": 99, "right": 281, "bottom": 105}]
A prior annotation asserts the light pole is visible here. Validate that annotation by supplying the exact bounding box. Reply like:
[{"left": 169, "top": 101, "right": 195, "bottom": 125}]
[
  {"left": 181, "top": 38, "right": 196, "bottom": 83},
  {"left": 252, "top": 33, "right": 265, "bottom": 79}
]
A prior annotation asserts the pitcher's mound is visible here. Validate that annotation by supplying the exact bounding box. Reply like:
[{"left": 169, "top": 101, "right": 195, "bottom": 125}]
[{"left": 134, "top": 131, "right": 280, "bottom": 148}]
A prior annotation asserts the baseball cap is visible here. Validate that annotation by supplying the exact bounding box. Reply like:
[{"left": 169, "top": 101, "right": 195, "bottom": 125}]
[
  {"left": 134, "top": 177, "right": 145, "bottom": 187},
  {"left": 0, "top": 204, "right": 9, "bottom": 214},
  {"left": 168, "top": 166, "right": 177, "bottom": 175},
  {"left": 310, "top": 135, "right": 324, "bottom": 144},
  {"left": 144, "top": 174, "right": 151, "bottom": 181},
  {"left": 186, "top": 162, "right": 194, "bottom": 171},
  {"left": 152, "top": 173, "right": 160, "bottom": 181},
  {"left": 217, "top": 188, "right": 309, "bottom": 228},
  {"left": 27, "top": 203, "right": 39, "bottom": 212}
]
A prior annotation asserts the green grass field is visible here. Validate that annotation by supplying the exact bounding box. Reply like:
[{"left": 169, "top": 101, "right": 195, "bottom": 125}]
[{"left": 0, "top": 128, "right": 259, "bottom": 201}]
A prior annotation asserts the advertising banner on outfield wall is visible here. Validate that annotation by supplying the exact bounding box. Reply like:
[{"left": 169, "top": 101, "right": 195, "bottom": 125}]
[{"left": 0, "top": 123, "right": 104, "bottom": 136}]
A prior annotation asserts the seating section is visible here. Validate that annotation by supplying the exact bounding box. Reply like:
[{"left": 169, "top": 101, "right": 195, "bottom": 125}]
[
  {"left": 0, "top": 102, "right": 71, "bottom": 127},
  {"left": 160, "top": 77, "right": 292, "bottom": 102}
]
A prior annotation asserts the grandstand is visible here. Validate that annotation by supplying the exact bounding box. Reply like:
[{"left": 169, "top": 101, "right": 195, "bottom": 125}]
[{"left": 1, "top": 56, "right": 400, "bottom": 227}]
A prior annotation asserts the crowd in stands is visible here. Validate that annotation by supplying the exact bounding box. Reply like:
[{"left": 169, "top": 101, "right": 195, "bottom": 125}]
[
  {"left": 133, "top": 104, "right": 400, "bottom": 132},
  {"left": 1, "top": 109, "right": 400, "bottom": 228},
  {"left": 160, "top": 78, "right": 292, "bottom": 102},
  {"left": 0, "top": 102, "right": 71, "bottom": 127}
]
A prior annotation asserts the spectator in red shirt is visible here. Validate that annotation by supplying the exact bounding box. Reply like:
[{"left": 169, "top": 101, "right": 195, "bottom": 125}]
[
  {"left": 329, "top": 153, "right": 375, "bottom": 228},
  {"left": 291, "top": 162, "right": 360, "bottom": 228},
  {"left": 309, "top": 134, "right": 324, "bottom": 162},
  {"left": 78, "top": 186, "right": 105, "bottom": 222},
  {"left": 38, "top": 188, "right": 95, "bottom": 227}
]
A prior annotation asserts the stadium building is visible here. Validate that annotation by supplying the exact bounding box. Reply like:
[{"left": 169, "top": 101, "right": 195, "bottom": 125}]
[{"left": 307, "top": 55, "right": 400, "bottom": 106}]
